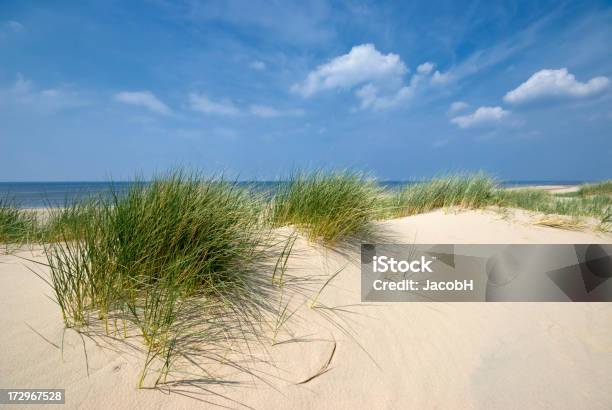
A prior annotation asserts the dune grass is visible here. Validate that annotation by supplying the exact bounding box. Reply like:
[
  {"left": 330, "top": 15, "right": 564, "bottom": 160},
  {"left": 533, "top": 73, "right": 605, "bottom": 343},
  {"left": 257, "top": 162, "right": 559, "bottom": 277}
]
[
  {"left": 381, "top": 174, "right": 611, "bottom": 227},
  {"left": 556, "top": 180, "right": 612, "bottom": 197},
  {"left": 0, "top": 197, "right": 101, "bottom": 247},
  {"left": 0, "top": 198, "right": 38, "bottom": 247},
  {"left": 494, "top": 189, "right": 612, "bottom": 220},
  {"left": 578, "top": 180, "right": 612, "bottom": 196},
  {"left": 43, "top": 171, "right": 293, "bottom": 386},
  {"left": 578, "top": 180, "right": 612, "bottom": 197},
  {"left": 4, "top": 169, "right": 612, "bottom": 387},
  {"left": 3, "top": 172, "right": 611, "bottom": 249},
  {"left": 385, "top": 173, "right": 496, "bottom": 218},
  {"left": 269, "top": 170, "right": 382, "bottom": 243}
]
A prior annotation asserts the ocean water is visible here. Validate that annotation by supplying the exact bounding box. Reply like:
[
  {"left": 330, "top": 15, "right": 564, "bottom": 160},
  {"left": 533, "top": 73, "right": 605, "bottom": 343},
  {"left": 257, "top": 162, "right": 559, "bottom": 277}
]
[{"left": 0, "top": 180, "right": 590, "bottom": 208}]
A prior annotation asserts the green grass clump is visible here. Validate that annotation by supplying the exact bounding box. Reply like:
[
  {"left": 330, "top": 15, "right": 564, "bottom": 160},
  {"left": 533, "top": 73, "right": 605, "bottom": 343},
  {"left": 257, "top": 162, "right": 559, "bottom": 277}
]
[
  {"left": 269, "top": 170, "right": 382, "bottom": 243},
  {"left": 0, "top": 198, "right": 37, "bottom": 246},
  {"left": 600, "top": 209, "right": 612, "bottom": 232},
  {"left": 493, "top": 189, "right": 550, "bottom": 211},
  {"left": 41, "top": 202, "right": 99, "bottom": 242},
  {"left": 576, "top": 180, "right": 612, "bottom": 197},
  {"left": 387, "top": 173, "right": 496, "bottom": 217},
  {"left": 44, "top": 171, "right": 290, "bottom": 387},
  {"left": 494, "top": 189, "right": 612, "bottom": 221}
]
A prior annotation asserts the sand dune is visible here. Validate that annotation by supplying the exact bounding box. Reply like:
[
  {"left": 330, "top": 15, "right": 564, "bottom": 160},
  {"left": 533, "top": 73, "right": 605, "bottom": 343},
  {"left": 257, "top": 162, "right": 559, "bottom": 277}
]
[{"left": 1, "top": 209, "right": 611, "bottom": 409}]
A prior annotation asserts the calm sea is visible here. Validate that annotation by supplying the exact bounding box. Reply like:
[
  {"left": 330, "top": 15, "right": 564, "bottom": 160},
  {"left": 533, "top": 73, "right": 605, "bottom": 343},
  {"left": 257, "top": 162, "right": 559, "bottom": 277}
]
[{"left": 0, "top": 180, "right": 590, "bottom": 208}]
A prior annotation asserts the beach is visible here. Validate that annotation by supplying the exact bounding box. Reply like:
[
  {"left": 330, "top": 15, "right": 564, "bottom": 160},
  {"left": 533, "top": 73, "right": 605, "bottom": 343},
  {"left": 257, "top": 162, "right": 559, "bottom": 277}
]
[
  {"left": 1, "top": 207, "right": 611, "bottom": 409},
  {"left": 5, "top": 1, "right": 612, "bottom": 408}
]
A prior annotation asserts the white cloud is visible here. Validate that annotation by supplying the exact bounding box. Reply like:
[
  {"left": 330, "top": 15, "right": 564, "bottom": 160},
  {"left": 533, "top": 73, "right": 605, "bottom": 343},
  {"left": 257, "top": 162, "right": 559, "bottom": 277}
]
[
  {"left": 451, "top": 106, "right": 510, "bottom": 129},
  {"left": 354, "top": 65, "right": 435, "bottom": 111},
  {"left": 114, "top": 91, "right": 170, "bottom": 115},
  {"left": 189, "top": 93, "right": 239, "bottom": 115},
  {"left": 430, "top": 70, "right": 452, "bottom": 85},
  {"left": 250, "top": 61, "right": 266, "bottom": 70},
  {"left": 504, "top": 68, "right": 610, "bottom": 104},
  {"left": 355, "top": 83, "right": 415, "bottom": 110},
  {"left": 4, "top": 74, "right": 85, "bottom": 112},
  {"left": 448, "top": 101, "right": 469, "bottom": 115},
  {"left": 249, "top": 104, "right": 279, "bottom": 117},
  {"left": 417, "top": 62, "right": 435, "bottom": 74},
  {"left": 6, "top": 20, "right": 24, "bottom": 32},
  {"left": 12, "top": 74, "right": 32, "bottom": 94},
  {"left": 249, "top": 104, "right": 304, "bottom": 118},
  {"left": 291, "top": 43, "right": 407, "bottom": 97},
  {"left": 290, "top": 44, "right": 446, "bottom": 111}
]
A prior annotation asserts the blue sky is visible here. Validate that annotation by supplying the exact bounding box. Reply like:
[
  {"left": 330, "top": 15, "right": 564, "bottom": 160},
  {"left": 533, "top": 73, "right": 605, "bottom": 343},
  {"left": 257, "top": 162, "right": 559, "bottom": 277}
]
[{"left": 1, "top": 0, "right": 612, "bottom": 181}]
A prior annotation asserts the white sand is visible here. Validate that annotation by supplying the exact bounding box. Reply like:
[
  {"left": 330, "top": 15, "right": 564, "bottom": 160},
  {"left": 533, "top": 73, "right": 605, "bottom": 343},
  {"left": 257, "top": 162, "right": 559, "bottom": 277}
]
[
  {"left": 1, "top": 209, "right": 611, "bottom": 409},
  {"left": 506, "top": 185, "right": 581, "bottom": 194}
]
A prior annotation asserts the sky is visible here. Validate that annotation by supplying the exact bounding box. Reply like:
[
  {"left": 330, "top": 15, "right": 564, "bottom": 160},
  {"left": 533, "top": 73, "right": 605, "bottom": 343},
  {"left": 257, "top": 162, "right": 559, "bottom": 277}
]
[{"left": 1, "top": 0, "right": 612, "bottom": 181}]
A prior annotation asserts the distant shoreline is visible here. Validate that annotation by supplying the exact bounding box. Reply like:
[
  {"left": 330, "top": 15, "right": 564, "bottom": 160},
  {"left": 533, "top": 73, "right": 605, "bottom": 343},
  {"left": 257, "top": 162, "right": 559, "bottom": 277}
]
[{"left": 0, "top": 180, "right": 589, "bottom": 208}]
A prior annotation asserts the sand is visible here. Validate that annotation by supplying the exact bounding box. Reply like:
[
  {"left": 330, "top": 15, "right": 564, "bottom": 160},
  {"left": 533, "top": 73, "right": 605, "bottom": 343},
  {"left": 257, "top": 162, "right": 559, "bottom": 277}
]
[
  {"left": 506, "top": 185, "right": 581, "bottom": 194},
  {"left": 1, "top": 208, "right": 611, "bottom": 409}
]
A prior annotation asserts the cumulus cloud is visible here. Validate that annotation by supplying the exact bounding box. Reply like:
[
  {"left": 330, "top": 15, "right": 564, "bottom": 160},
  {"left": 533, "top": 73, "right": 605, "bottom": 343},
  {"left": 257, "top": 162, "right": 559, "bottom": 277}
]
[
  {"left": 114, "top": 91, "right": 170, "bottom": 114},
  {"left": 291, "top": 44, "right": 407, "bottom": 97},
  {"left": 430, "top": 70, "right": 452, "bottom": 85},
  {"left": 451, "top": 106, "right": 510, "bottom": 129},
  {"left": 189, "top": 93, "right": 239, "bottom": 115},
  {"left": 417, "top": 62, "right": 435, "bottom": 74},
  {"left": 504, "top": 68, "right": 610, "bottom": 104},
  {"left": 355, "top": 83, "right": 416, "bottom": 110},
  {"left": 291, "top": 44, "right": 445, "bottom": 111},
  {"left": 448, "top": 101, "right": 469, "bottom": 115},
  {"left": 250, "top": 60, "right": 266, "bottom": 70},
  {"left": 249, "top": 104, "right": 304, "bottom": 118}
]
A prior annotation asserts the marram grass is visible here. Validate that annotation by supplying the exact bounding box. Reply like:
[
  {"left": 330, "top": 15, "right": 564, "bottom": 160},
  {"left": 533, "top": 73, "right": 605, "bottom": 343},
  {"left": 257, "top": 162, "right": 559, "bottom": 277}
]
[
  {"left": 43, "top": 171, "right": 292, "bottom": 387},
  {"left": 573, "top": 180, "right": 612, "bottom": 197},
  {"left": 494, "top": 189, "right": 612, "bottom": 221},
  {"left": 381, "top": 174, "right": 610, "bottom": 226},
  {"left": 0, "top": 198, "right": 38, "bottom": 248},
  {"left": 384, "top": 173, "right": 496, "bottom": 218},
  {"left": 4, "top": 170, "right": 612, "bottom": 387},
  {"left": 268, "top": 170, "right": 382, "bottom": 244}
]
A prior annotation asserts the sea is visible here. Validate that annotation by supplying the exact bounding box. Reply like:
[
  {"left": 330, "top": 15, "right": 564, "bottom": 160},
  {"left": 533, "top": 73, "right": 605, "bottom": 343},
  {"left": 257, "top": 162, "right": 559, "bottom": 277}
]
[{"left": 0, "top": 180, "right": 591, "bottom": 208}]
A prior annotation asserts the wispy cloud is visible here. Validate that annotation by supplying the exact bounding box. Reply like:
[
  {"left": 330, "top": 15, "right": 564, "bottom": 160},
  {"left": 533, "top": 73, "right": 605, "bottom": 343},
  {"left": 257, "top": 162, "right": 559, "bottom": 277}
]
[
  {"left": 504, "top": 68, "right": 610, "bottom": 104},
  {"left": 189, "top": 93, "right": 304, "bottom": 118},
  {"left": 249, "top": 60, "right": 266, "bottom": 70},
  {"left": 451, "top": 106, "right": 510, "bottom": 129},
  {"left": 6, "top": 20, "right": 24, "bottom": 33},
  {"left": 249, "top": 104, "right": 304, "bottom": 118},
  {"left": 448, "top": 101, "right": 469, "bottom": 115},
  {"left": 114, "top": 91, "right": 171, "bottom": 115},
  {"left": 3, "top": 74, "right": 86, "bottom": 112},
  {"left": 428, "top": 12, "right": 559, "bottom": 87},
  {"left": 189, "top": 93, "right": 240, "bottom": 115},
  {"left": 169, "top": 0, "right": 334, "bottom": 45}
]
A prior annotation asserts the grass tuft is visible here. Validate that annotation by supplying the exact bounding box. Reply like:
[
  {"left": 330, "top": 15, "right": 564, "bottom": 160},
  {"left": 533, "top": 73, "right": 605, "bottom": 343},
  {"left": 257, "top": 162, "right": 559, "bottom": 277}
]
[
  {"left": 576, "top": 180, "right": 612, "bottom": 197},
  {"left": 44, "top": 171, "right": 293, "bottom": 386},
  {"left": 0, "top": 198, "right": 37, "bottom": 247},
  {"left": 386, "top": 173, "right": 496, "bottom": 217},
  {"left": 269, "top": 170, "right": 382, "bottom": 244},
  {"left": 495, "top": 189, "right": 611, "bottom": 223}
]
